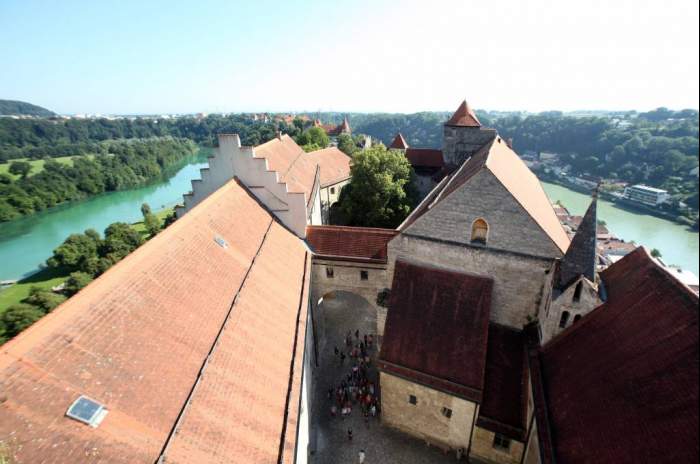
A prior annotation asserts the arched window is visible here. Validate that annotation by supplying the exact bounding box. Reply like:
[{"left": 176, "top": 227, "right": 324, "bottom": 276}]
[
  {"left": 559, "top": 311, "right": 570, "bottom": 328},
  {"left": 573, "top": 314, "right": 582, "bottom": 323},
  {"left": 573, "top": 281, "right": 583, "bottom": 303},
  {"left": 471, "top": 218, "right": 489, "bottom": 244}
]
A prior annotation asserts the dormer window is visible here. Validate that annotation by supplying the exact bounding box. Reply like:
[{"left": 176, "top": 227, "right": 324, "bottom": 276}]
[{"left": 471, "top": 218, "right": 489, "bottom": 245}]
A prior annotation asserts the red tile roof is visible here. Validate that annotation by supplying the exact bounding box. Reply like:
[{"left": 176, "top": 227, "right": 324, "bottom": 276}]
[
  {"left": 378, "top": 260, "right": 493, "bottom": 401},
  {"left": 306, "top": 147, "right": 351, "bottom": 187},
  {"left": 254, "top": 134, "right": 319, "bottom": 206},
  {"left": 0, "top": 179, "right": 310, "bottom": 464},
  {"left": 405, "top": 148, "right": 444, "bottom": 168},
  {"left": 446, "top": 100, "right": 481, "bottom": 127},
  {"left": 400, "top": 137, "right": 570, "bottom": 254},
  {"left": 389, "top": 133, "right": 409, "bottom": 149},
  {"left": 537, "top": 247, "right": 699, "bottom": 463},
  {"left": 305, "top": 225, "right": 398, "bottom": 263},
  {"left": 478, "top": 324, "right": 528, "bottom": 441}
]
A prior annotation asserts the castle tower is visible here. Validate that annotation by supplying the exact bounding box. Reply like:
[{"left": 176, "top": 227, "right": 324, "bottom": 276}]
[{"left": 442, "top": 100, "right": 497, "bottom": 166}]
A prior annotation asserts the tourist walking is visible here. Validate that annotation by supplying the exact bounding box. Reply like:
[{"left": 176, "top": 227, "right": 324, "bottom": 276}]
[{"left": 358, "top": 449, "right": 366, "bottom": 463}]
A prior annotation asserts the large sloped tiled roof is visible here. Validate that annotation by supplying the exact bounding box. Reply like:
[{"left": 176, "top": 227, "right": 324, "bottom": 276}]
[
  {"left": 400, "top": 137, "right": 570, "bottom": 254},
  {"left": 537, "top": 247, "right": 699, "bottom": 463},
  {"left": 445, "top": 100, "right": 481, "bottom": 127},
  {"left": 378, "top": 260, "right": 493, "bottom": 401},
  {"left": 478, "top": 324, "right": 528, "bottom": 441},
  {"left": 0, "top": 179, "right": 310, "bottom": 464},
  {"left": 404, "top": 148, "right": 444, "bottom": 168},
  {"left": 255, "top": 135, "right": 319, "bottom": 205},
  {"left": 305, "top": 147, "right": 352, "bottom": 187},
  {"left": 306, "top": 225, "right": 398, "bottom": 263}
]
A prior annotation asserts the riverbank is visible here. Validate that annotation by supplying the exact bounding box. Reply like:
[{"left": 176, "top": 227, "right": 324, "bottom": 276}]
[
  {"left": 541, "top": 181, "right": 699, "bottom": 275},
  {"left": 0, "top": 149, "right": 209, "bottom": 281},
  {"left": 0, "top": 207, "right": 173, "bottom": 318},
  {"left": 538, "top": 173, "right": 698, "bottom": 229}
]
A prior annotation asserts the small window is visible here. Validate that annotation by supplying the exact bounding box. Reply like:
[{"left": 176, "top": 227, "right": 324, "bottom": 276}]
[
  {"left": 471, "top": 218, "right": 489, "bottom": 244},
  {"left": 559, "top": 311, "right": 570, "bottom": 328},
  {"left": 493, "top": 433, "right": 511, "bottom": 451},
  {"left": 441, "top": 407, "right": 453, "bottom": 419},
  {"left": 330, "top": 187, "right": 336, "bottom": 195},
  {"left": 409, "top": 395, "right": 417, "bottom": 405},
  {"left": 360, "top": 270, "right": 369, "bottom": 281},
  {"left": 573, "top": 314, "right": 582, "bottom": 323},
  {"left": 573, "top": 281, "right": 583, "bottom": 302},
  {"left": 326, "top": 267, "right": 334, "bottom": 278}
]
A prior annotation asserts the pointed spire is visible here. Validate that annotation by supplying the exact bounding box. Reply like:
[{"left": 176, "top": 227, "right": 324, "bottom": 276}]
[
  {"left": 341, "top": 116, "right": 351, "bottom": 133},
  {"left": 446, "top": 100, "right": 481, "bottom": 127},
  {"left": 389, "top": 132, "right": 409, "bottom": 150},
  {"left": 558, "top": 185, "right": 599, "bottom": 288}
]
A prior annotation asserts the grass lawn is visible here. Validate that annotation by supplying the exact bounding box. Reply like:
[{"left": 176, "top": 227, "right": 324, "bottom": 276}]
[
  {"left": 0, "top": 155, "right": 94, "bottom": 180},
  {"left": 0, "top": 267, "right": 69, "bottom": 313},
  {"left": 0, "top": 207, "right": 174, "bottom": 317}
]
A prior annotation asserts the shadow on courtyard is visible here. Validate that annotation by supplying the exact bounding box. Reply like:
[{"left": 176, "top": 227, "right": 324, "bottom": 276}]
[{"left": 310, "top": 291, "right": 461, "bottom": 464}]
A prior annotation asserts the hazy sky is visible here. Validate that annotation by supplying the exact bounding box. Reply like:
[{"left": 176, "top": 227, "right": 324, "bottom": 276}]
[{"left": 1, "top": 0, "right": 698, "bottom": 114}]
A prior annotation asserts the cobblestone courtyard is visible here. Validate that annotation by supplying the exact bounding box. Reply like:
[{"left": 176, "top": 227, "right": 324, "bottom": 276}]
[{"left": 311, "top": 292, "right": 461, "bottom": 464}]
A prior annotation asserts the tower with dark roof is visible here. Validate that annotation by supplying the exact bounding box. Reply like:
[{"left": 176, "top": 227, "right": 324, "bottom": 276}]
[
  {"left": 558, "top": 186, "right": 599, "bottom": 288},
  {"left": 442, "top": 100, "right": 497, "bottom": 167}
]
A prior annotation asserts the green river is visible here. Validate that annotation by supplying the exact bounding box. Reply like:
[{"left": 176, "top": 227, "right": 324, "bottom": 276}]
[
  {"left": 542, "top": 182, "right": 698, "bottom": 274},
  {"left": 0, "top": 151, "right": 209, "bottom": 281},
  {"left": 0, "top": 163, "right": 697, "bottom": 281}
]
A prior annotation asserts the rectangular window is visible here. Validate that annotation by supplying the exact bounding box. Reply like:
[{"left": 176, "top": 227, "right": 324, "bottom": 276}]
[
  {"left": 326, "top": 267, "right": 334, "bottom": 278},
  {"left": 493, "top": 433, "right": 511, "bottom": 451},
  {"left": 408, "top": 395, "right": 417, "bottom": 405},
  {"left": 441, "top": 407, "right": 453, "bottom": 419},
  {"left": 330, "top": 187, "right": 336, "bottom": 194},
  {"left": 360, "top": 270, "right": 369, "bottom": 281}
]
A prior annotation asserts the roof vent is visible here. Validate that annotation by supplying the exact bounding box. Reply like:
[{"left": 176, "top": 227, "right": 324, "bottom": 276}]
[
  {"left": 66, "top": 395, "right": 108, "bottom": 428},
  {"left": 214, "top": 236, "right": 229, "bottom": 249}
]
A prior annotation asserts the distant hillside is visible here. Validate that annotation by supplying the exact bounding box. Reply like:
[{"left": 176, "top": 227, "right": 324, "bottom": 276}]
[{"left": 0, "top": 99, "right": 55, "bottom": 117}]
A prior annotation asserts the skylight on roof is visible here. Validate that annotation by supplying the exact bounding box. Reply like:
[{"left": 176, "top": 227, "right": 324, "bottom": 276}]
[
  {"left": 66, "top": 395, "right": 108, "bottom": 428},
  {"left": 214, "top": 235, "right": 229, "bottom": 249}
]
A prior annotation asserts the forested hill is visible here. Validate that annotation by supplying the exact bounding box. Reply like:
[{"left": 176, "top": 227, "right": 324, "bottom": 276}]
[{"left": 0, "top": 100, "right": 55, "bottom": 117}]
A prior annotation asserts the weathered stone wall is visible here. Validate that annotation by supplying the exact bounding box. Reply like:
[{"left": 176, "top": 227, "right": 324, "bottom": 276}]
[
  {"left": 380, "top": 372, "right": 477, "bottom": 452},
  {"left": 404, "top": 169, "right": 564, "bottom": 259},
  {"left": 310, "top": 258, "right": 389, "bottom": 337},
  {"left": 470, "top": 426, "right": 524, "bottom": 464},
  {"left": 412, "top": 172, "right": 438, "bottom": 200},
  {"left": 443, "top": 126, "right": 497, "bottom": 166},
  {"left": 319, "top": 179, "right": 349, "bottom": 224},
  {"left": 387, "top": 234, "right": 554, "bottom": 328},
  {"left": 540, "top": 277, "right": 601, "bottom": 344}
]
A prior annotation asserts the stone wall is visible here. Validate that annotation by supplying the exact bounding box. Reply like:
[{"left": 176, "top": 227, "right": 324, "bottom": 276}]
[
  {"left": 387, "top": 234, "right": 554, "bottom": 329},
  {"left": 470, "top": 426, "right": 524, "bottom": 464},
  {"left": 443, "top": 126, "right": 497, "bottom": 166},
  {"left": 319, "top": 179, "right": 349, "bottom": 224},
  {"left": 413, "top": 172, "right": 438, "bottom": 200},
  {"left": 404, "top": 169, "right": 564, "bottom": 259},
  {"left": 380, "top": 372, "right": 477, "bottom": 452},
  {"left": 310, "top": 258, "right": 389, "bottom": 337},
  {"left": 539, "top": 276, "right": 601, "bottom": 344}
]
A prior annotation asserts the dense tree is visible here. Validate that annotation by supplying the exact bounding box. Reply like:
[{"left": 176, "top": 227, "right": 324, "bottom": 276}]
[
  {"left": 0, "top": 303, "right": 45, "bottom": 340},
  {"left": 23, "top": 287, "right": 66, "bottom": 312},
  {"left": 64, "top": 271, "right": 94, "bottom": 296},
  {"left": 8, "top": 160, "right": 31, "bottom": 178},
  {"left": 337, "top": 133, "right": 358, "bottom": 156},
  {"left": 336, "top": 145, "right": 417, "bottom": 228},
  {"left": 46, "top": 229, "right": 101, "bottom": 273},
  {"left": 296, "top": 127, "right": 329, "bottom": 152},
  {"left": 141, "top": 202, "right": 160, "bottom": 236}
]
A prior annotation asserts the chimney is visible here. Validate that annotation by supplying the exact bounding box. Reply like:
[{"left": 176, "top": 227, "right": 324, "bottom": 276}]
[{"left": 506, "top": 138, "right": 513, "bottom": 149}]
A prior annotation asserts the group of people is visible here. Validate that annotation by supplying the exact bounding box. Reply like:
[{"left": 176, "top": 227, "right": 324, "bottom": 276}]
[{"left": 328, "top": 330, "right": 382, "bottom": 440}]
